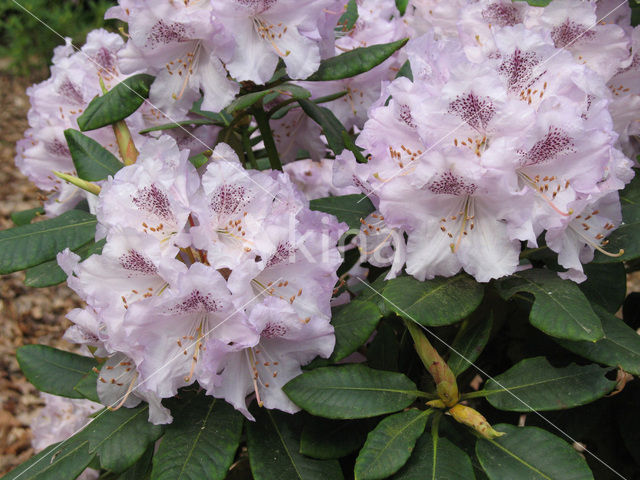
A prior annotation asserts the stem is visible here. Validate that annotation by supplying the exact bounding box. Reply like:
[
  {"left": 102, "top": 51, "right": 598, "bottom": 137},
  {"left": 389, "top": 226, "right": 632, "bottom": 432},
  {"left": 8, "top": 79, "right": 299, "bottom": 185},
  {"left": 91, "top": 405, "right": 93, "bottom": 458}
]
[
  {"left": 253, "top": 104, "right": 282, "bottom": 171},
  {"left": 113, "top": 121, "right": 138, "bottom": 165},
  {"left": 461, "top": 390, "right": 490, "bottom": 399},
  {"left": 241, "top": 127, "right": 258, "bottom": 169},
  {"left": 404, "top": 320, "right": 459, "bottom": 407}
]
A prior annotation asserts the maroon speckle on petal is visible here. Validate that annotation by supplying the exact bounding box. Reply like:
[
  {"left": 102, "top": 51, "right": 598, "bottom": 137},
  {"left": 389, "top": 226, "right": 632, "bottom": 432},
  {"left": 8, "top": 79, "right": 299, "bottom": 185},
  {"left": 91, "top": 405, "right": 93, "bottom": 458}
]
[
  {"left": 46, "top": 138, "right": 71, "bottom": 157},
  {"left": 481, "top": 3, "right": 521, "bottom": 27},
  {"left": 498, "top": 48, "right": 543, "bottom": 92},
  {"left": 57, "top": 79, "right": 84, "bottom": 105},
  {"left": 171, "top": 290, "right": 220, "bottom": 313},
  {"left": 448, "top": 93, "right": 495, "bottom": 132},
  {"left": 132, "top": 184, "right": 176, "bottom": 221},
  {"left": 261, "top": 321, "right": 287, "bottom": 338},
  {"left": 94, "top": 47, "right": 116, "bottom": 70},
  {"left": 551, "top": 20, "right": 595, "bottom": 49},
  {"left": 210, "top": 184, "right": 248, "bottom": 215},
  {"left": 520, "top": 126, "right": 575, "bottom": 166},
  {"left": 236, "top": 0, "right": 277, "bottom": 13},
  {"left": 145, "top": 20, "right": 191, "bottom": 48},
  {"left": 119, "top": 250, "right": 158, "bottom": 276},
  {"left": 399, "top": 104, "right": 416, "bottom": 128},
  {"left": 266, "top": 242, "right": 295, "bottom": 267},
  {"left": 428, "top": 171, "right": 477, "bottom": 196}
]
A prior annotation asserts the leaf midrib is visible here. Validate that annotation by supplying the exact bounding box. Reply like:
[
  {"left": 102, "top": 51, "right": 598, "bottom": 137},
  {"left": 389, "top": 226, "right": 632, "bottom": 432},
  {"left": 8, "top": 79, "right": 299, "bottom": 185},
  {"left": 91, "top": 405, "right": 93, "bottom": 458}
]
[
  {"left": 177, "top": 398, "right": 216, "bottom": 479},
  {"left": 480, "top": 369, "right": 606, "bottom": 397},
  {"left": 0, "top": 218, "right": 96, "bottom": 243},
  {"left": 485, "top": 438, "right": 553, "bottom": 480},
  {"left": 89, "top": 406, "right": 149, "bottom": 453}
]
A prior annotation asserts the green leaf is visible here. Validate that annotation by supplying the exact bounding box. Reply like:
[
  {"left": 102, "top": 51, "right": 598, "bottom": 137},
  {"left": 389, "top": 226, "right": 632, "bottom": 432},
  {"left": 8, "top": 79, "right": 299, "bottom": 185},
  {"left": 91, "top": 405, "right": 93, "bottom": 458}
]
[
  {"left": 78, "top": 73, "right": 155, "bottom": 131},
  {"left": 117, "top": 445, "right": 154, "bottom": 480},
  {"left": 496, "top": 269, "right": 603, "bottom": 341},
  {"left": 226, "top": 90, "right": 274, "bottom": 114},
  {"left": 392, "top": 432, "right": 475, "bottom": 480},
  {"left": 85, "top": 404, "right": 164, "bottom": 473},
  {"left": 477, "top": 357, "right": 615, "bottom": 412},
  {"left": 283, "top": 364, "right": 418, "bottom": 419},
  {"left": 11, "top": 207, "right": 44, "bottom": 226},
  {"left": 448, "top": 313, "right": 493, "bottom": 376},
  {"left": 382, "top": 275, "right": 485, "bottom": 327},
  {"left": 24, "top": 239, "right": 105, "bottom": 288},
  {"left": 557, "top": 305, "right": 640, "bottom": 375},
  {"left": 395, "top": 0, "right": 409, "bottom": 15},
  {"left": 336, "top": 0, "right": 358, "bottom": 32},
  {"left": 17, "top": 345, "right": 97, "bottom": 399},
  {"left": 331, "top": 300, "right": 382, "bottom": 362},
  {"left": 0, "top": 209, "right": 97, "bottom": 274},
  {"left": 310, "top": 194, "right": 375, "bottom": 229},
  {"left": 247, "top": 408, "right": 344, "bottom": 480},
  {"left": 64, "top": 129, "right": 123, "bottom": 181},
  {"left": 188, "top": 152, "right": 210, "bottom": 169},
  {"left": 74, "top": 369, "right": 100, "bottom": 403},
  {"left": 395, "top": 60, "right": 413, "bottom": 81},
  {"left": 355, "top": 409, "right": 430, "bottom": 480},
  {"left": 476, "top": 424, "right": 594, "bottom": 480},
  {"left": 138, "top": 118, "right": 218, "bottom": 134},
  {"left": 579, "top": 262, "right": 627, "bottom": 313},
  {"left": 1, "top": 437, "right": 94, "bottom": 480},
  {"left": 368, "top": 322, "right": 400, "bottom": 372},
  {"left": 151, "top": 393, "right": 242, "bottom": 480},
  {"left": 307, "top": 39, "right": 408, "bottom": 81},
  {"left": 300, "top": 417, "right": 371, "bottom": 460},
  {"left": 298, "top": 99, "right": 347, "bottom": 155}
]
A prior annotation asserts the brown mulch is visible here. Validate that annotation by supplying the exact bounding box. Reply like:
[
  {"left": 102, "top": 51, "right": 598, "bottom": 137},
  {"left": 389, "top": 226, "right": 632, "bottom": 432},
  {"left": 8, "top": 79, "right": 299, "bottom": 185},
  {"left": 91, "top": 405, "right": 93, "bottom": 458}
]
[{"left": 0, "top": 72, "right": 639, "bottom": 477}]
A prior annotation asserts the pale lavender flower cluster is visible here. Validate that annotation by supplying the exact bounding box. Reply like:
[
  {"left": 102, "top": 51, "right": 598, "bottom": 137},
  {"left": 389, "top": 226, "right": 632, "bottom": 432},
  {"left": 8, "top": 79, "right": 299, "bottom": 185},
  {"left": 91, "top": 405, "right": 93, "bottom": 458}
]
[
  {"left": 337, "top": 0, "right": 637, "bottom": 283},
  {"left": 59, "top": 136, "right": 345, "bottom": 423}
]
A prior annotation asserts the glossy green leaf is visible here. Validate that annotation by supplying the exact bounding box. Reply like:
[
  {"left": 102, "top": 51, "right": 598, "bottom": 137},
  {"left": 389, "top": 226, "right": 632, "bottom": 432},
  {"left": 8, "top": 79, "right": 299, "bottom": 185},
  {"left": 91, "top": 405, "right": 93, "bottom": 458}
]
[
  {"left": 476, "top": 424, "right": 594, "bottom": 480},
  {"left": 557, "top": 305, "right": 640, "bottom": 375},
  {"left": 78, "top": 73, "right": 154, "bottom": 131},
  {"left": 336, "top": 0, "right": 358, "bottom": 32},
  {"left": 64, "top": 129, "right": 123, "bottom": 181},
  {"left": 17, "top": 345, "right": 97, "bottom": 399},
  {"left": 395, "top": 0, "right": 409, "bottom": 15},
  {"left": 310, "top": 194, "right": 375, "bottom": 229},
  {"left": 331, "top": 300, "right": 382, "bottom": 362},
  {"left": 226, "top": 90, "right": 274, "bottom": 114},
  {"left": 478, "top": 357, "right": 615, "bottom": 412},
  {"left": 86, "top": 404, "right": 163, "bottom": 473},
  {"left": 497, "top": 269, "right": 603, "bottom": 341},
  {"left": 188, "top": 152, "right": 210, "bottom": 169},
  {"left": 74, "top": 369, "right": 100, "bottom": 403},
  {"left": 283, "top": 364, "right": 418, "bottom": 419},
  {"left": 355, "top": 409, "right": 430, "bottom": 480},
  {"left": 514, "top": 0, "right": 552, "bottom": 5},
  {"left": 448, "top": 313, "right": 493, "bottom": 376},
  {"left": 1, "top": 437, "right": 94, "bottom": 480},
  {"left": 151, "top": 393, "right": 242, "bottom": 480},
  {"left": 307, "top": 39, "right": 408, "bottom": 81},
  {"left": 247, "top": 408, "right": 344, "bottom": 480},
  {"left": 300, "top": 417, "right": 371, "bottom": 460},
  {"left": 24, "top": 239, "right": 105, "bottom": 288},
  {"left": 382, "top": 275, "right": 484, "bottom": 327},
  {"left": 11, "top": 207, "right": 44, "bottom": 226},
  {"left": 0, "top": 209, "right": 97, "bottom": 274},
  {"left": 368, "top": 322, "right": 400, "bottom": 372},
  {"left": 579, "top": 262, "right": 627, "bottom": 313},
  {"left": 117, "top": 445, "right": 154, "bottom": 480},
  {"left": 393, "top": 432, "right": 475, "bottom": 480},
  {"left": 298, "top": 99, "right": 347, "bottom": 155}
]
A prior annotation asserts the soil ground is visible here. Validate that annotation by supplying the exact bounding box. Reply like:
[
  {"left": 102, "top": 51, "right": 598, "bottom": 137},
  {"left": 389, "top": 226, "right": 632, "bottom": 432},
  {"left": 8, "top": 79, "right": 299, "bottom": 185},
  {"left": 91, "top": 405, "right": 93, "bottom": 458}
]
[{"left": 0, "top": 73, "right": 639, "bottom": 477}]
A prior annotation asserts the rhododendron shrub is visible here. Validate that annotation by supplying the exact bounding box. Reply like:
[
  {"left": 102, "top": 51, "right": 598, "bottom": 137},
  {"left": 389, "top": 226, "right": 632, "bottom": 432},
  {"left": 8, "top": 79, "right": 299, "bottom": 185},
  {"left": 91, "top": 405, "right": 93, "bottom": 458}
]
[{"left": 3, "top": 0, "right": 640, "bottom": 479}]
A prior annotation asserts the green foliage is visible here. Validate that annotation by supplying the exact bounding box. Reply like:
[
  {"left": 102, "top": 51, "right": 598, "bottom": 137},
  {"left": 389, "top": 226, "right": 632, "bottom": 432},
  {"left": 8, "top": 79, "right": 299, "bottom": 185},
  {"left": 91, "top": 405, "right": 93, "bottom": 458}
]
[
  {"left": 0, "top": 209, "right": 97, "bottom": 274},
  {"left": 151, "top": 393, "right": 242, "bottom": 480},
  {"left": 0, "top": 0, "right": 115, "bottom": 76},
  {"left": 17, "top": 345, "right": 97, "bottom": 399},
  {"left": 448, "top": 314, "right": 493, "bottom": 376},
  {"left": 476, "top": 424, "right": 593, "bottom": 479},
  {"left": 310, "top": 194, "right": 375, "bottom": 229},
  {"left": 354, "top": 409, "right": 430, "bottom": 479},
  {"left": 64, "top": 129, "right": 123, "bottom": 180},
  {"left": 300, "top": 418, "right": 371, "bottom": 460},
  {"left": 330, "top": 300, "right": 382, "bottom": 362},
  {"left": 78, "top": 74, "right": 155, "bottom": 131}
]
